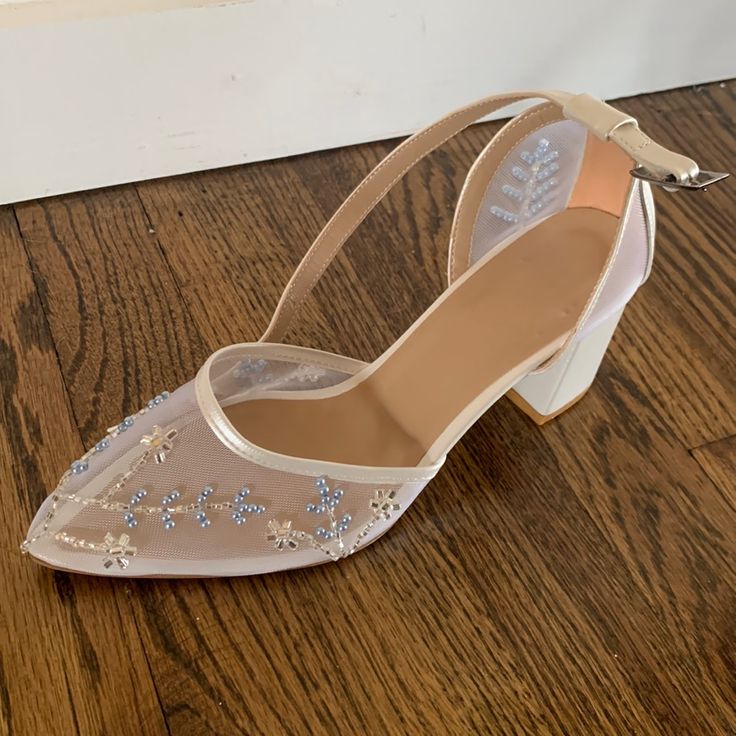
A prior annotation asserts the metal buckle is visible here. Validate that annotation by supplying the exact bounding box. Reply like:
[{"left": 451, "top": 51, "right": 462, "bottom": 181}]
[{"left": 630, "top": 166, "right": 729, "bottom": 192}]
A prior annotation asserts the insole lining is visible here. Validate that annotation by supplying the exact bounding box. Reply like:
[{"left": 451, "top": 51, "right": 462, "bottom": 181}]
[{"left": 225, "top": 208, "right": 617, "bottom": 467}]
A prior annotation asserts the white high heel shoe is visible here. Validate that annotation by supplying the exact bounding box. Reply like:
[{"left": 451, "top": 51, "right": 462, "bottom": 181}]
[{"left": 23, "top": 90, "right": 727, "bottom": 577}]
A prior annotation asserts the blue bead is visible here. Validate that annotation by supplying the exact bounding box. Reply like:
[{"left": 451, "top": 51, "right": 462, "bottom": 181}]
[
  {"left": 200, "top": 518, "right": 211, "bottom": 528},
  {"left": 95, "top": 438, "right": 110, "bottom": 452},
  {"left": 161, "top": 390, "right": 170, "bottom": 399},
  {"left": 74, "top": 460, "right": 87, "bottom": 473},
  {"left": 70, "top": 460, "right": 88, "bottom": 474},
  {"left": 164, "top": 520, "right": 175, "bottom": 530}
]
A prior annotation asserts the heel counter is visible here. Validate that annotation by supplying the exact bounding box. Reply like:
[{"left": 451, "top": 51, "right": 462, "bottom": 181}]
[{"left": 640, "top": 179, "right": 657, "bottom": 283}]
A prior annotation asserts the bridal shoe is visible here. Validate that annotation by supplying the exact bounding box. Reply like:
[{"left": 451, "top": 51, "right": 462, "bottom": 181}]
[{"left": 23, "top": 90, "right": 727, "bottom": 576}]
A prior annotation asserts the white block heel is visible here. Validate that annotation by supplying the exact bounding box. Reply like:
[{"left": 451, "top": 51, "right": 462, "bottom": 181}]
[{"left": 507, "top": 308, "right": 624, "bottom": 424}]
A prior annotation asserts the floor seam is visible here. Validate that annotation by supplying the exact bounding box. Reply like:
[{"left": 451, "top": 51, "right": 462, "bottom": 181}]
[{"left": 687, "top": 434, "right": 735, "bottom": 454}]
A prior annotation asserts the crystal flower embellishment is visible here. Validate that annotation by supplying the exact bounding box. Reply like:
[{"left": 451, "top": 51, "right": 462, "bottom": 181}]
[
  {"left": 267, "top": 520, "right": 299, "bottom": 551},
  {"left": 266, "top": 477, "right": 402, "bottom": 561},
  {"left": 369, "top": 489, "right": 400, "bottom": 520},
  {"left": 140, "top": 426, "right": 177, "bottom": 464},
  {"left": 102, "top": 533, "right": 137, "bottom": 570}
]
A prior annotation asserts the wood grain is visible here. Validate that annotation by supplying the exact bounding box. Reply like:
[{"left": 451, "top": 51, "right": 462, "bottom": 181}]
[
  {"left": 692, "top": 436, "right": 736, "bottom": 514},
  {"left": 14, "top": 185, "right": 208, "bottom": 445},
  {"left": 2, "top": 81, "right": 735, "bottom": 735},
  {"left": 0, "top": 207, "right": 168, "bottom": 735}
]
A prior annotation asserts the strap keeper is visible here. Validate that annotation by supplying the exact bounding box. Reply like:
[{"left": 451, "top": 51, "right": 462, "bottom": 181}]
[{"left": 563, "top": 92, "right": 637, "bottom": 141}]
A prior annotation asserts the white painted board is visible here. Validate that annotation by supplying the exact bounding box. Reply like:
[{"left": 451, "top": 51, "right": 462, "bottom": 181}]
[{"left": 0, "top": 0, "right": 732, "bottom": 203}]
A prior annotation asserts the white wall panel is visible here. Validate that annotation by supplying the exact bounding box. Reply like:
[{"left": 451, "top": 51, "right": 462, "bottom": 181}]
[{"left": 0, "top": 0, "right": 732, "bottom": 203}]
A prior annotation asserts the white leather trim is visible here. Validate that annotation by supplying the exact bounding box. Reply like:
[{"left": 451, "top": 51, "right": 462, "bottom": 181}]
[{"left": 640, "top": 180, "right": 656, "bottom": 283}]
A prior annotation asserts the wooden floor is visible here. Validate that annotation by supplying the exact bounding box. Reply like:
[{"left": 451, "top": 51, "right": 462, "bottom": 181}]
[{"left": 1, "top": 82, "right": 734, "bottom": 736}]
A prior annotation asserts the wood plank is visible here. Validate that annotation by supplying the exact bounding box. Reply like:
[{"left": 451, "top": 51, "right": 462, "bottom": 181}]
[
  {"left": 137, "top": 129, "right": 486, "bottom": 360},
  {"left": 136, "top": 163, "right": 333, "bottom": 350},
  {"left": 484, "top": 385, "right": 736, "bottom": 732},
  {"left": 609, "top": 82, "right": 736, "bottom": 447},
  {"left": 0, "top": 205, "right": 168, "bottom": 735},
  {"left": 14, "top": 185, "right": 208, "bottom": 445},
  {"left": 691, "top": 436, "right": 736, "bottom": 514}
]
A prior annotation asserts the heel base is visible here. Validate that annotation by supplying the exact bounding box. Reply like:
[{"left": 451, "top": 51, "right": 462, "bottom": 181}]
[{"left": 506, "top": 387, "right": 588, "bottom": 426}]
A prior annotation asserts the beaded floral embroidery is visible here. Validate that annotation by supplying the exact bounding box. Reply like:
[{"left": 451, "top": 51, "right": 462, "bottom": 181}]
[
  {"left": 232, "top": 358, "right": 272, "bottom": 384},
  {"left": 293, "top": 363, "right": 326, "bottom": 384},
  {"left": 52, "top": 532, "right": 138, "bottom": 570},
  {"left": 21, "top": 388, "right": 403, "bottom": 572},
  {"left": 140, "top": 425, "right": 177, "bottom": 464},
  {"left": 49, "top": 483, "right": 267, "bottom": 532},
  {"left": 21, "top": 390, "right": 173, "bottom": 557},
  {"left": 490, "top": 137, "right": 560, "bottom": 224},
  {"left": 46, "top": 483, "right": 268, "bottom": 569},
  {"left": 267, "top": 476, "right": 402, "bottom": 562}
]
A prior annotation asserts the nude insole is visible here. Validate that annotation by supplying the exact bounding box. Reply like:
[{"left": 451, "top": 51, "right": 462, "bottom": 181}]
[{"left": 226, "top": 208, "right": 618, "bottom": 467}]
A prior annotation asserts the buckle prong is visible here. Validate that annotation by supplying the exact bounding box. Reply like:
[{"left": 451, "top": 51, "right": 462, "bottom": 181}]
[{"left": 631, "top": 166, "right": 729, "bottom": 191}]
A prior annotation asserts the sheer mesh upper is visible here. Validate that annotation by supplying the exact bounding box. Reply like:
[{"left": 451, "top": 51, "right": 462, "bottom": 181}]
[
  {"left": 24, "top": 113, "right": 653, "bottom": 578},
  {"left": 25, "top": 349, "right": 427, "bottom": 576},
  {"left": 470, "top": 119, "right": 587, "bottom": 267}
]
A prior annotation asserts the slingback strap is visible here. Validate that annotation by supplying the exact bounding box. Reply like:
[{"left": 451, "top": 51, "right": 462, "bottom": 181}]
[
  {"left": 260, "top": 90, "right": 717, "bottom": 343},
  {"left": 563, "top": 93, "right": 728, "bottom": 190}
]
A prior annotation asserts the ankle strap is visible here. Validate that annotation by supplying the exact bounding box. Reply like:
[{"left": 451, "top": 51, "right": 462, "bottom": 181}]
[
  {"left": 562, "top": 93, "right": 699, "bottom": 183},
  {"left": 260, "top": 90, "right": 702, "bottom": 343}
]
